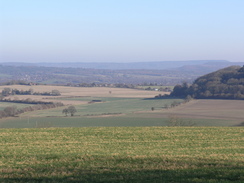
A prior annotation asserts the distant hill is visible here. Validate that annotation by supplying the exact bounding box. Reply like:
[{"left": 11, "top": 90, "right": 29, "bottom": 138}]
[
  {"left": 2, "top": 60, "right": 242, "bottom": 70},
  {"left": 171, "top": 65, "right": 244, "bottom": 99},
  {"left": 36, "top": 60, "right": 230, "bottom": 70},
  {"left": 173, "top": 61, "right": 244, "bottom": 75},
  {"left": 0, "top": 61, "right": 243, "bottom": 85}
]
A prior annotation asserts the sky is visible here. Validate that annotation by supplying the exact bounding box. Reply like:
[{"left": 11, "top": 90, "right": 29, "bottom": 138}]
[{"left": 0, "top": 0, "right": 244, "bottom": 63}]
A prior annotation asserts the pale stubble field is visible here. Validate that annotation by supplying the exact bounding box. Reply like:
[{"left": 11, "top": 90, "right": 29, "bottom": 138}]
[{"left": 0, "top": 85, "right": 166, "bottom": 105}]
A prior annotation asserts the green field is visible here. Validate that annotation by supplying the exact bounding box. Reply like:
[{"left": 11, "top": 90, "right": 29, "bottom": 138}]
[
  {"left": 0, "top": 97, "right": 185, "bottom": 128},
  {"left": 0, "top": 97, "right": 243, "bottom": 128},
  {"left": 56, "top": 97, "right": 182, "bottom": 116},
  {"left": 0, "top": 102, "right": 35, "bottom": 111},
  {"left": 0, "top": 127, "right": 243, "bottom": 182},
  {"left": 1, "top": 115, "right": 231, "bottom": 128}
]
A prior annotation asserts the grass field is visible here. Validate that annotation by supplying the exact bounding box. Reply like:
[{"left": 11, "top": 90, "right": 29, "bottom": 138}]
[
  {"left": 0, "top": 127, "right": 243, "bottom": 182},
  {"left": 0, "top": 97, "right": 184, "bottom": 128},
  {"left": 0, "top": 102, "right": 35, "bottom": 111},
  {"left": 1, "top": 115, "right": 230, "bottom": 128}
]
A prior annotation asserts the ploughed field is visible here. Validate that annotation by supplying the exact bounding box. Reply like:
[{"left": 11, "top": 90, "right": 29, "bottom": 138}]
[
  {"left": 0, "top": 127, "right": 243, "bottom": 182},
  {"left": 0, "top": 85, "right": 244, "bottom": 127}
]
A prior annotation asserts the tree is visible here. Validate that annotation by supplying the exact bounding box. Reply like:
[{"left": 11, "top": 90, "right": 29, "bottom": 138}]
[
  {"left": 29, "top": 88, "right": 34, "bottom": 95},
  {"left": 171, "top": 84, "right": 186, "bottom": 97},
  {"left": 171, "top": 101, "right": 179, "bottom": 108},
  {"left": 66, "top": 106, "right": 77, "bottom": 116},
  {"left": 4, "top": 106, "right": 17, "bottom": 116},
  {"left": 62, "top": 108, "right": 69, "bottom": 116},
  {"left": 2, "top": 88, "right": 11, "bottom": 96},
  {"left": 185, "top": 95, "right": 192, "bottom": 102},
  {"left": 52, "top": 89, "right": 61, "bottom": 96}
]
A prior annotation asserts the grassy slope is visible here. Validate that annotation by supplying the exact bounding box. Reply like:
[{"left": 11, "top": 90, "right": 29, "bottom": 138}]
[{"left": 0, "top": 127, "right": 243, "bottom": 182}]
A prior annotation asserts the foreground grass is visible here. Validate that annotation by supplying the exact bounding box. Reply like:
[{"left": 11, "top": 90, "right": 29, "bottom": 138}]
[{"left": 0, "top": 127, "right": 243, "bottom": 182}]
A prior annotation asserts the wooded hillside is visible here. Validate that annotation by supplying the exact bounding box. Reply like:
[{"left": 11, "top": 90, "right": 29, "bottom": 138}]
[{"left": 171, "top": 65, "right": 244, "bottom": 99}]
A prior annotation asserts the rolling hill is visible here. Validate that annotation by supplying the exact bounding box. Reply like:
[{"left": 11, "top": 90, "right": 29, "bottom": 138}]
[{"left": 171, "top": 65, "right": 244, "bottom": 99}]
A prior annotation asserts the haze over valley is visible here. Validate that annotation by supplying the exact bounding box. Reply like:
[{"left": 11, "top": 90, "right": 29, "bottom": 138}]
[{"left": 0, "top": 60, "right": 243, "bottom": 85}]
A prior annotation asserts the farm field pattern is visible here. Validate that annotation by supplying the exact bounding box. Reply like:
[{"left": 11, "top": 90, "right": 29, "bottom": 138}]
[
  {"left": 0, "top": 85, "right": 243, "bottom": 182},
  {"left": 0, "top": 85, "right": 243, "bottom": 127}
]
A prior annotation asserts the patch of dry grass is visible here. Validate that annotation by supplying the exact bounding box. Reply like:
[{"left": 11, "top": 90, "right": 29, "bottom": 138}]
[
  {"left": 0, "top": 85, "right": 168, "bottom": 105},
  {"left": 0, "top": 85, "right": 167, "bottom": 98},
  {"left": 151, "top": 99, "right": 244, "bottom": 123}
]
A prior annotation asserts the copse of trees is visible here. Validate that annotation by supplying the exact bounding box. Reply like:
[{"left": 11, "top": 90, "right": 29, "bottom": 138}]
[
  {"left": 171, "top": 66, "right": 244, "bottom": 99},
  {"left": 0, "top": 80, "right": 28, "bottom": 86},
  {"left": 62, "top": 106, "right": 77, "bottom": 116}
]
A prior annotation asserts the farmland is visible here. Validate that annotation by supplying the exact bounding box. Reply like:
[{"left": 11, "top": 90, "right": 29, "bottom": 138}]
[
  {"left": 0, "top": 85, "right": 244, "bottom": 128},
  {"left": 0, "top": 127, "right": 243, "bottom": 182},
  {"left": 0, "top": 85, "right": 243, "bottom": 182}
]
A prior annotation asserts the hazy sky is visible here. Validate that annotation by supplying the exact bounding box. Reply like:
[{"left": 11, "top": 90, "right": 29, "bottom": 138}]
[{"left": 1, "top": 0, "right": 244, "bottom": 63}]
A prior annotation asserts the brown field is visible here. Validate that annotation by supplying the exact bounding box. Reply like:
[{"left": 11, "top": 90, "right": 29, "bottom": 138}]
[
  {"left": 0, "top": 85, "right": 167, "bottom": 105},
  {"left": 142, "top": 99, "right": 244, "bottom": 123},
  {"left": 0, "top": 85, "right": 165, "bottom": 97}
]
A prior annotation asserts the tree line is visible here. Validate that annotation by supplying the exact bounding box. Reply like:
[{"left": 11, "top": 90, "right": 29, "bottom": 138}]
[
  {"left": 1, "top": 88, "right": 61, "bottom": 97},
  {"left": 0, "top": 97, "right": 60, "bottom": 105},
  {"left": 0, "top": 102, "right": 64, "bottom": 119}
]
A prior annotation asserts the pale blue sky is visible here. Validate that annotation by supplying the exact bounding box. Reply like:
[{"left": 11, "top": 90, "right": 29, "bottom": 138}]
[{"left": 1, "top": 0, "right": 244, "bottom": 63}]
